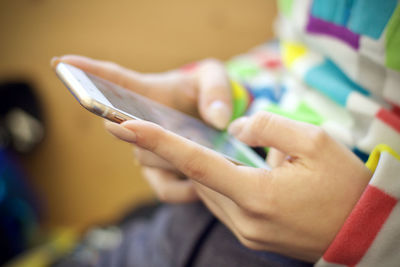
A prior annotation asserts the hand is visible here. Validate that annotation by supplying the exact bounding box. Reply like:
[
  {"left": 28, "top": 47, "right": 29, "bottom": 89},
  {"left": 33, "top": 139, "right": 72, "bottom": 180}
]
[
  {"left": 52, "top": 55, "right": 232, "bottom": 203},
  {"left": 52, "top": 55, "right": 232, "bottom": 127},
  {"left": 106, "top": 111, "right": 372, "bottom": 262}
]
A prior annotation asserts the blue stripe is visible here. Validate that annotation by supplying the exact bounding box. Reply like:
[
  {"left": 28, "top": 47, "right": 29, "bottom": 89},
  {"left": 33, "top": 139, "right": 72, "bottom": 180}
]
[
  {"left": 353, "top": 147, "right": 370, "bottom": 162},
  {"left": 248, "top": 85, "right": 286, "bottom": 103},
  {"left": 311, "top": 0, "right": 353, "bottom": 26},
  {"left": 348, "top": 0, "right": 397, "bottom": 39},
  {"left": 304, "top": 60, "right": 369, "bottom": 107}
]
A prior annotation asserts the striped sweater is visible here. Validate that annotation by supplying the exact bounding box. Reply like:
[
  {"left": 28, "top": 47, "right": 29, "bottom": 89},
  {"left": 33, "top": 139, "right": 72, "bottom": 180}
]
[{"left": 223, "top": 0, "right": 400, "bottom": 266}]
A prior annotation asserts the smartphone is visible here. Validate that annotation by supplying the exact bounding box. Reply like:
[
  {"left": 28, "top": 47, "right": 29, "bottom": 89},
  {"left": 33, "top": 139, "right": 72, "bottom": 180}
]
[{"left": 55, "top": 62, "right": 268, "bottom": 169}]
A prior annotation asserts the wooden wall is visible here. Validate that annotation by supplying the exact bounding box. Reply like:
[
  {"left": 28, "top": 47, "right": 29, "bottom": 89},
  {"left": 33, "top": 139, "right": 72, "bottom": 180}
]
[{"left": 0, "top": 0, "right": 277, "bottom": 230}]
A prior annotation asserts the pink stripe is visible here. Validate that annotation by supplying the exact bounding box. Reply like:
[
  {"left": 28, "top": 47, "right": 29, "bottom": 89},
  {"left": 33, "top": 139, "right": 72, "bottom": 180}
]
[
  {"left": 376, "top": 108, "right": 400, "bottom": 133},
  {"left": 306, "top": 15, "right": 360, "bottom": 50},
  {"left": 391, "top": 104, "right": 400, "bottom": 117},
  {"left": 323, "top": 185, "right": 397, "bottom": 265}
]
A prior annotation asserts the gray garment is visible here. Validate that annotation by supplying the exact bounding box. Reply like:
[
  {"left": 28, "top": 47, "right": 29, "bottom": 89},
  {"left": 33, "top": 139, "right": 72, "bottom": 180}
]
[{"left": 57, "top": 203, "right": 313, "bottom": 267}]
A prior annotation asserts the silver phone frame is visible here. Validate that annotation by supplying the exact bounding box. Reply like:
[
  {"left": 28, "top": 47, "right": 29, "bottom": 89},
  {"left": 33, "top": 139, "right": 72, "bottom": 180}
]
[{"left": 56, "top": 63, "right": 132, "bottom": 124}]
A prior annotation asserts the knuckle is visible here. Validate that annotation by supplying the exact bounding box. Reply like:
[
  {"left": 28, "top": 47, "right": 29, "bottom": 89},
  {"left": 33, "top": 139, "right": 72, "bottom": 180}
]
[
  {"left": 232, "top": 212, "right": 264, "bottom": 243},
  {"left": 234, "top": 218, "right": 274, "bottom": 250},
  {"left": 240, "top": 111, "right": 272, "bottom": 146},
  {"left": 252, "top": 111, "right": 272, "bottom": 133},
  {"left": 239, "top": 197, "right": 264, "bottom": 216},
  {"left": 240, "top": 193, "right": 275, "bottom": 218},
  {"left": 305, "top": 127, "right": 329, "bottom": 154},
  {"left": 235, "top": 219, "right": 257, "bottom": 241},
  {"left": 314, "top": 127, "right": 329, "bottom": 144},
  {"left": 139, "top": 135, "right": 157, "bottom": 151},
  {"left": 234, "top": 224, "right": 266, "bottom": 251},
  {"left": 180, "top": 152, "right": 207, "bottom": 181},
  {"left": 136, "top": 123, "right": 165, "bottom": 151}
]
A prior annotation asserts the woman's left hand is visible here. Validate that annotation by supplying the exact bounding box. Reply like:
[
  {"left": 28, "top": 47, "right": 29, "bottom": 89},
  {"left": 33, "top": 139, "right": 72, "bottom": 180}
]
[{"left": 107, "top": 111, "right": 372, "bottom": 262}]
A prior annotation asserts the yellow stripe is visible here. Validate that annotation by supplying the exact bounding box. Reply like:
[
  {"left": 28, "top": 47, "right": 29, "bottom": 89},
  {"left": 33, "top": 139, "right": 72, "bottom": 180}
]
[
  {"left": 231, "top": 80, "right": 247, "bottom": 100},
  {"left": 366, "top": 144, "right": 400, "bottom": 172},
  {"left": 282, "top": 41, "right": 307, "bottom": 67}
]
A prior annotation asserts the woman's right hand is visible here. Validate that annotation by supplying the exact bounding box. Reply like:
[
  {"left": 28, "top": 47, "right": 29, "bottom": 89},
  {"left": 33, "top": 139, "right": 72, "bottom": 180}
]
[{"left": 52, "top": 55, "right": 233, "bottom": 203}]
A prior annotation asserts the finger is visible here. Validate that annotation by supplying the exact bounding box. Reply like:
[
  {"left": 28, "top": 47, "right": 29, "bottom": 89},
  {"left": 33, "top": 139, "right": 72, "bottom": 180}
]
[
  {"left": 106, "top": 121, "right": 177, "bottom": 171},
  {"left": 195, "top": 184, "right": 236, "bottom": 228},
  {"left": 266, "top": 148, "right": 287, "bottom": 168},
  {"left": 228, "top": 111, "right": 322, "bottom": 157},
  {"left": 142, "top": 167, "right": 198, "bottom": 203},
  {"left": 105, "top": 120, "right": 179, "bottom": 172},
  {"left": 134, "top": 147, "right": 176, "bottom": 171},
  {"left": 196, "top": 59, "right": 232, "bottom": 130},
  {"left": 52, "top": 55, "right": 150, "bottom": 97},
  {"left": 120, "top": 119, "right": 261, "bottom": 201},
  {"left": 194, "top": 183, "right": 266, "bottom": 250},
  {"left": 53, "top": 55, "right": 198, "bottom": 114}
]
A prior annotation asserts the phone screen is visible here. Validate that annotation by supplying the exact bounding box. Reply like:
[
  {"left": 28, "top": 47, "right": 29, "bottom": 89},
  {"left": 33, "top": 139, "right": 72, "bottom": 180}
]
[{"left": 58, "top": 63, "right": 268, "bottom": 169}]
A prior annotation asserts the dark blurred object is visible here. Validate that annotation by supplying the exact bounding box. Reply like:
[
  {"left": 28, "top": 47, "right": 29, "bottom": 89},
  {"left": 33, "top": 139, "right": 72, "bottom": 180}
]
[
  {"left": 0, "top": 149, "right": 41, "bottom": 265},
  {"left": 3, "top": 228, "right": 78, "bottom": 267},
  {"left": 0, "top": 81, "right": 44, "bottom": 264},
  {"left": 0, "top": 81, "right": 44, "bottom": 154}
]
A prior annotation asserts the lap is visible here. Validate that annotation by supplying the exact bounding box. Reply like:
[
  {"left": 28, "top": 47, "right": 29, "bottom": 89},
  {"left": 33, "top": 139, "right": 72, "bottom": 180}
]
[{"left": 54, "top": 203, "right": 313, "bottom": 267}]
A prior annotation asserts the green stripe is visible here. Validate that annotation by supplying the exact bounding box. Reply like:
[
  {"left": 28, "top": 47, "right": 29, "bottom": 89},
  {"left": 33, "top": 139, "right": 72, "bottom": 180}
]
[
  {"left": 278, "top": 0, "right": 294, "bottom": 17},
  {"left": 264, "top": 102, "right": 324, "bottom": 125},
  {"left": 385, "top": 4, "right": 400, "bottom": 71}
]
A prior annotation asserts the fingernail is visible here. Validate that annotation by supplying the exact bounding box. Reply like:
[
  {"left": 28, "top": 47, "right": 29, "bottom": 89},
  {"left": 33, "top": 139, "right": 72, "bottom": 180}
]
[
  {"left": 228, "top": 117, "right": 248, "bottom": 136},
  {"left": 207, "top": 101, "right": 231, "bottom": 130},
  {"left": 106, "top": 121, "right": 137, "bottom": 143},
  {"left": 50, "top": 56, "right": 60, "bottom": 67}
]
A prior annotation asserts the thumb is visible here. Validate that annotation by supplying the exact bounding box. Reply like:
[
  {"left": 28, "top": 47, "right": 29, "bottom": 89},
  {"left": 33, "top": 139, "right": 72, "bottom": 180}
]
[
  {"left": 195, "top": 59, "right": 232, "bottom": 130},
  {"left": 228, "top": 111, "right": 322, "bottom": 157}
]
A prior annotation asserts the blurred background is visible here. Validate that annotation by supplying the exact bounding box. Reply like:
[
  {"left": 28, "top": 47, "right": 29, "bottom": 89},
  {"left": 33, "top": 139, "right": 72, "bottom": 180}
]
[{"left": 0, "top": 0, "right": 276, "bottom": 265}]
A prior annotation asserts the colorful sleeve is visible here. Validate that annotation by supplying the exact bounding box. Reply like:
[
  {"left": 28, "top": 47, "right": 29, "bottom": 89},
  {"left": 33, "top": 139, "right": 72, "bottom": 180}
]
[
  {"left": 228, "top": 48, "right": 400, "bottom": 264},
  {"left": 316, "top": 145, "right": 400, "bottom": 266},
  {"left": 273, "top": 2, "right": 400, "bottom": 265}
]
